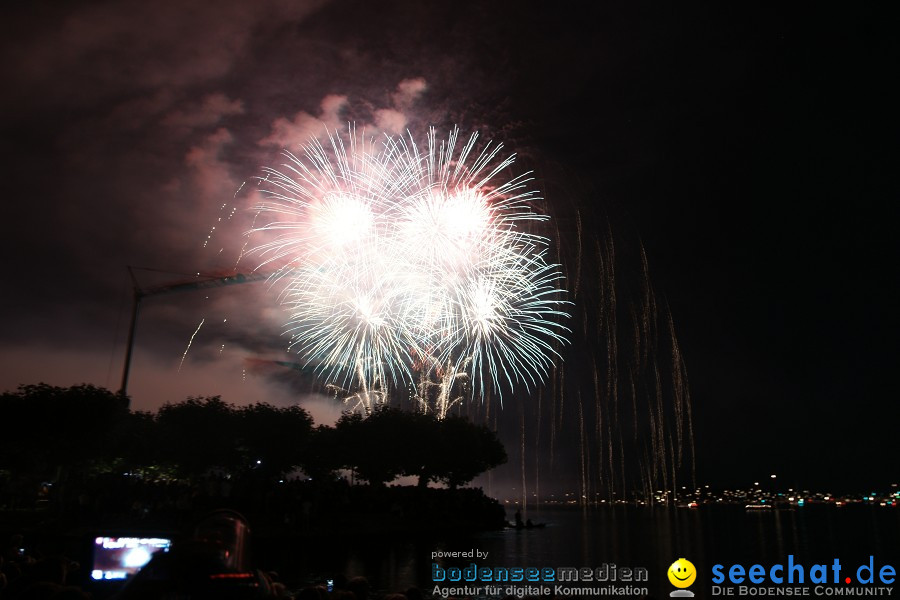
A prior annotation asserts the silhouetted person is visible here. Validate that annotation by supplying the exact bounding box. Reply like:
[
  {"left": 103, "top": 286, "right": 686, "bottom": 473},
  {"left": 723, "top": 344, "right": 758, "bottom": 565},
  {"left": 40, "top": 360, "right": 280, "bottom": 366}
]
[
  {"left": 296, "top": 586, "right": 327, "bottom": 600},
  {"left": 347, "top": 576, "right": 370, "bottom": 600},
  {"left": 405, "top": 587, "right": 424, "bottom": 600},
  {"left": 117, "top": 510, "right": 277, "bottom": 599}
]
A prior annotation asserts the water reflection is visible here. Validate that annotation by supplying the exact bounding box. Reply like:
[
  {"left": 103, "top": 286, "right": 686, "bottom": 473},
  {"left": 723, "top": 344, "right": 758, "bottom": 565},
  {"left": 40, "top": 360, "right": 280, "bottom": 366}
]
[{"left": 261, "top": 505, "right": 900, "bottom": 596}]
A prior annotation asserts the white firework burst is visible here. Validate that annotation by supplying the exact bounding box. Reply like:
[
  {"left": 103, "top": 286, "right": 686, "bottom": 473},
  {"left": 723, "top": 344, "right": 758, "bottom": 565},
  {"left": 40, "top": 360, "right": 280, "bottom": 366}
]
[{"left": 248, "top": 126, "right": 570, "bottom": 411}]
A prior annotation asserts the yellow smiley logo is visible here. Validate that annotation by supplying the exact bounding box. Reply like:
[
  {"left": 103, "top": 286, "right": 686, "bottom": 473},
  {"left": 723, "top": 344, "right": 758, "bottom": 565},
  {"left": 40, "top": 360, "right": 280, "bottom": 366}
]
[{"left": 668, "top": 558, "right": 697, "bottom": 588}]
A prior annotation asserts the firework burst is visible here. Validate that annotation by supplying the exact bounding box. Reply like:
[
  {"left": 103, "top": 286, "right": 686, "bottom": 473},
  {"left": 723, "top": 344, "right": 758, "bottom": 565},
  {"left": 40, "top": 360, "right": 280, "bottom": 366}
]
[{"left": 249, "top": 127, "right": 570, "bottom": 411}]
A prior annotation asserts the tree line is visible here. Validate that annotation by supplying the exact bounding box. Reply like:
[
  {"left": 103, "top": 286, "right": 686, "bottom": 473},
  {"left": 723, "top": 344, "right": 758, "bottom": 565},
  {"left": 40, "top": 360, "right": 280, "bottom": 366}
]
[{"left": 0, "top": 384, "right": 506, "bottom": 491}]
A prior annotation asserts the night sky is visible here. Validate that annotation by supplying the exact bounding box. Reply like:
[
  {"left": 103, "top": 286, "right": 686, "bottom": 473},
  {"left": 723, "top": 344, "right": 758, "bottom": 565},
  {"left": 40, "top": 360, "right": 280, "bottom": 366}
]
[{"left": 1, "top": 2, "right": 896, "bottom": 492}]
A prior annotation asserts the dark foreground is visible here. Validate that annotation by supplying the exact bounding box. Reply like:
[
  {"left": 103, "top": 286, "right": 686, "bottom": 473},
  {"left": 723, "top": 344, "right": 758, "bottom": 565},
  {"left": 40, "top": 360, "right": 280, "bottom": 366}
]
[
  {"left": 0, "top": 481, "right": 506, "bottom": 599},
  {"left": 2, "top": 500, "right": 898, "bottom": 599}
]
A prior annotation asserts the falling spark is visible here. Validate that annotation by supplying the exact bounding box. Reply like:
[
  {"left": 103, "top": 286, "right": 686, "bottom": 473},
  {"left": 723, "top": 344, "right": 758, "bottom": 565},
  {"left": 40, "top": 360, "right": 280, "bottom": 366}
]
[{"left": 178, "top": 318, "right": 205, "bottom": 372}]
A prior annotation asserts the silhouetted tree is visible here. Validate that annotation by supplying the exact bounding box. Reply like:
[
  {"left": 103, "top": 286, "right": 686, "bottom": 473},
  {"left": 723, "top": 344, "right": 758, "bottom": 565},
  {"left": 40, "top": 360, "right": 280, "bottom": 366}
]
[
  {"left": 0, "top": 383, "right": 507, "bottom": 505},
  {"left": 430, "top": 415, "right": 507, "bottom": 489},
  {"left": 300, "top": 424, "right": 342, "bottom": 481},
  {"left": 236, "top": 402, "right": 313, "bottom": 480},
  {"left": 0, "top": 383, "right": 128, "bottom": 479},
  {"left": 111, "top": 409, "right": 161, "bottom": 471},
  {"left": 333, "top": 408, "right": 507, "bottom": 488},
  {"left": 156, "top": 396, "right": 239, "bottom": 477},
  {"left": 334, "top": 411, "right": 401, "bottom": 485}
]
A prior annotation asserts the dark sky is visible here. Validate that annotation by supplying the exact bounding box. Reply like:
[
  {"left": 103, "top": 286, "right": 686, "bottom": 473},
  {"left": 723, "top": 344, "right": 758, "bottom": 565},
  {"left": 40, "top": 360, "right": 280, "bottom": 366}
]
[{"left": 1, "top": 1, "right": 896, "bottom": 492}]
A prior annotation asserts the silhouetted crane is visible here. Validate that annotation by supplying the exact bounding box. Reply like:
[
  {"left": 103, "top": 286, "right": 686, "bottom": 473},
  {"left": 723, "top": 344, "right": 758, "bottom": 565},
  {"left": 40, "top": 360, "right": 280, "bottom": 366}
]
[{"left": 119, "top": 266, "right": 269, "bottom": 401}]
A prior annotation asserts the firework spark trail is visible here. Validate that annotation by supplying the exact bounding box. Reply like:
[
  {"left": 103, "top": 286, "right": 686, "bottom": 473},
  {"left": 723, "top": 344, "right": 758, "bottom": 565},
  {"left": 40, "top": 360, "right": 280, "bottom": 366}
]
[
  {"left": 203, "top": 183, "right": 244, "bottom": 251},
  {"left": 573, "top": 209, "right": 583, "bottom": 300},
  {"left": 520, "top": 405, "right": 527, "bottom": 516},
  {"left": 577, "top": 387, "right": 586, "bottom": 505},
  {"left": 178, "top": 318, "right": 205, "bottom": 372},
  {"left": 534, "top": 214, "right": 697, "bottom": 504},
  {"left": 247, "top": 127, "right": 571, "bottom": 410},
  {"left": 412, "top": 355, "right": 468, "bottom": 418},
  {"left": 534, "top": 385, "right": 541, "bottom": 514}
]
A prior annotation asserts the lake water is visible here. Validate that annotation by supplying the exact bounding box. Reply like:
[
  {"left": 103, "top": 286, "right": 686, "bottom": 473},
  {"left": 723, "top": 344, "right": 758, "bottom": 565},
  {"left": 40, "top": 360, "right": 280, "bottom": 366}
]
[{"left": 259, "top": 505, "right": 900, "bottom": 597}]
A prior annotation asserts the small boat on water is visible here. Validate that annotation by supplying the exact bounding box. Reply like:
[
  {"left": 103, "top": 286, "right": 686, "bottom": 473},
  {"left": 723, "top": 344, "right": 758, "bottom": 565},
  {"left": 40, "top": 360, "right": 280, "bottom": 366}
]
[{"left": 746, "top": 501, "right": 796, "bottom": 511}]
